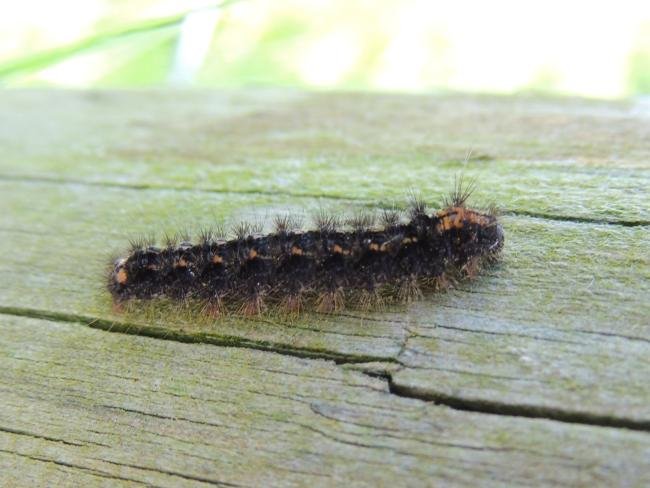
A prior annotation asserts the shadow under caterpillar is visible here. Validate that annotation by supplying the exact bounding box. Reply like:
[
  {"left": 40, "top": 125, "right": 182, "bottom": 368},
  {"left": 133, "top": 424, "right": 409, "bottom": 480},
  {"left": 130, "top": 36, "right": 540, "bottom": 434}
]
[{"left": 108, "top": 183, "right": 504, "bottom": 318}]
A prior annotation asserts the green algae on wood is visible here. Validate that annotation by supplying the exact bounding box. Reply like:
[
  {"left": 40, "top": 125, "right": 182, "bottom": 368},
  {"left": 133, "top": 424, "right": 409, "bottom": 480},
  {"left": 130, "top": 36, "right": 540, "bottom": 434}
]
[{"left": 2, "top": 314, "right": 650, "bottom": 487}]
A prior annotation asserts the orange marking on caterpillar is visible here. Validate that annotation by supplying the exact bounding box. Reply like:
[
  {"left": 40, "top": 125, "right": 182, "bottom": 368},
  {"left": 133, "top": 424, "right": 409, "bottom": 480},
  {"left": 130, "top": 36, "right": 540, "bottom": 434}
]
[
  {"left": 116, "top": 268, "right": 128, "bottom": 284},
  {"left": 107, "top": 183, "right": 504, "bottom": 317}
]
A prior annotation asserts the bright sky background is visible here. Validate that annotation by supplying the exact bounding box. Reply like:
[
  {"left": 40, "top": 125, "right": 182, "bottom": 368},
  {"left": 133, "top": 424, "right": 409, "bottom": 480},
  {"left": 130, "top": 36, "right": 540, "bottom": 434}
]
[{"left": 1, "top": 0, "right": 649, "bottom": 98}]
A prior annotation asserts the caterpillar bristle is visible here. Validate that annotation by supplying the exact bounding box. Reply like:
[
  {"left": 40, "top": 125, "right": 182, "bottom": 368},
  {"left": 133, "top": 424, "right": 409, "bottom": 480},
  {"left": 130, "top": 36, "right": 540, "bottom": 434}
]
[
  {"left": 357, "top": 288, "right": 385, "bottom": 312},
  {"left": 111, "top": 300, "right": 125, "bottom": 314},
  {"left": 250, "top": 220, "right": 265, "bottom": 236},
  {"left": 347, "top": 211, "right": 376, "bottom": 233},
  {"left": 431, "top": 274, "right": 451, "bottom": 292},
  {"left": 380, "top": 208, "right": 402, "bottom": 229},
  {"left": 232, "top": 222, "right": 253, "bottom": 240},
  {"left": 178, "top": 229, "right": 192, "bottom": 246},
  {"left": 313, "top": 209, "right": 340, "bottom": 234},
  {"left": 397, "top": 276, "right": 424, "bottom": 304},
  {"left": 280, "top": 293, "right": 304, "bottom": 317},
  {"left": 485, "top": 202, "right": 500, "bottom": 217},
  {"left": 198, "top": 227, "right": 220, "bottom": 246},
  {"left": 201, "top": 296, "right": 224, "bottom": 318},
  {"left": 461, "top": 256, "right": 482, "bottom": 279},
  {"left": 239, "top": 293, "right": 266, "bottom": 317},
  {"left": 407, "top": 192, "right": 427, "bottom": 219},
  {"left": 444, "top": 175, "right": 476, "bottom": 208},
  {"left": 128, "top": 235, "right": 154, "bottom": 253},
  {"left": 273, "top": 214, "right": 303, "bottom": 235},
  {"left": 163, "top": 232, "right": 178, "bottom": 248},
  {"left": 108, "top": 186, "right": 505, "bottom": 318},
  {"left": 316, "top": 288, "right": 345, "bottom": 314}
]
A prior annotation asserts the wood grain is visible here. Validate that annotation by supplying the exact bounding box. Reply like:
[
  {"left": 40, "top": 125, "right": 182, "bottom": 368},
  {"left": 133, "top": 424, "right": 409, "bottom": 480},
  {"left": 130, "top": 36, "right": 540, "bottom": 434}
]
[
  {"left": 1, "top": 90, "right": 648, "bottom": 223},
  {"left": 2, "top": 314, "right": 650, "bottom": 487},
  {"left": 1, "top": 90, "right": 649, "bottom": 485}
]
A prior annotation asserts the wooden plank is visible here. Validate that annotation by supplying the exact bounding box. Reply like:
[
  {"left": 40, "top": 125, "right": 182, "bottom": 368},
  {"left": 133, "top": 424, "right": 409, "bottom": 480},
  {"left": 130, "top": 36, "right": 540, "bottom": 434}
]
[
  {"left": 0, "top": 175, "right": 648, "bottom": 423},
  {"left": 390, "top": 216, "right": 650, "bottom": 426},
  {"left": 0, "top": 90, "right": 648, "bottom": 223},
  {"left": 2, "top": 314, "right": 650, "bottom": 487},
  {"left": 1, "top": 90, "right": 649, "bottom": 482},
  {"left": 0, "top": 180, "right": 404, "bottom": 362}
]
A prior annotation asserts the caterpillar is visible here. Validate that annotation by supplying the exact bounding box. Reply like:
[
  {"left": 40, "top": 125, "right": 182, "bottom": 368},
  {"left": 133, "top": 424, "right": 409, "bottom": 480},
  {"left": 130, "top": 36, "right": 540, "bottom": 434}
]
[{"left": 108, "top": 183, "right": 504, "bottom": 317}]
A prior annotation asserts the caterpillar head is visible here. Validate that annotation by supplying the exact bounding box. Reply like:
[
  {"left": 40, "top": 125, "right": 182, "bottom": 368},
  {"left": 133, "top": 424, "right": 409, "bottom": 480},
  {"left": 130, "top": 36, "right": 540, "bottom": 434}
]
[{"left": 435, "top": 206, "right": 504, "bottom": 257}]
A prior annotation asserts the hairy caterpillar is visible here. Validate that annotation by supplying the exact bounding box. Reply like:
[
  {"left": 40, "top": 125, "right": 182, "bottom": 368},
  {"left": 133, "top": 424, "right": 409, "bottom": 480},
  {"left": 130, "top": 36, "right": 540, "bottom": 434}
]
[{"left": 108, "top": 183, "right": 504, "bottom": 317}]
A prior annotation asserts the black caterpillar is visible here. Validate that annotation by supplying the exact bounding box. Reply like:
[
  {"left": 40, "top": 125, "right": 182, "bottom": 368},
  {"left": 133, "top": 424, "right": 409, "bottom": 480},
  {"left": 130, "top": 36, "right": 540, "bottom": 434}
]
[{"left": 108, "top": 185, "right": 504, "bottom": 317}]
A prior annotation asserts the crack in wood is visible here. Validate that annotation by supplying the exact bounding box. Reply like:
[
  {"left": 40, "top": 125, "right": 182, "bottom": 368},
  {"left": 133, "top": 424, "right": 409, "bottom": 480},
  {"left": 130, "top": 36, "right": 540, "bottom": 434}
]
[
  {"left": 384, "top": 375, "right": 650, "bottom": 434},
  {"left": 0, "top": 173, "right": 359, "bottom": 203},
  {"left": 400, "top": 366, "right": 543, "bottom": 383},
  {"left": 1, "top": 172, "right": 646, "bottom": 226},
  {"left": 0, "top": 307, "right": 397, "bottom": 365},
  {"left": 86, "top": 457, "right": 245, "bottom": 487},
  {"left": 2, "top": 308, "right": 649, "bottom": 435},
  {"left": 428, "top": 323, "right": 584, "bottom": 345},
  {"left": 0, "top": 425, "right": 86, "bottom": 447},
  {"left": 308, "top": 402, "right": 586, "bottom": 460},
  {"left": 571, "top": 328, "right": 650, "bottom": 344},
  {"left": 504, "top": 209, "right": 650, "bottom": 227},
  {"left": 98, "top": 404, "right": 226, "bottom": 429},
  {"left": 0, "top": 448, "right": 152, "bottom": 486}
]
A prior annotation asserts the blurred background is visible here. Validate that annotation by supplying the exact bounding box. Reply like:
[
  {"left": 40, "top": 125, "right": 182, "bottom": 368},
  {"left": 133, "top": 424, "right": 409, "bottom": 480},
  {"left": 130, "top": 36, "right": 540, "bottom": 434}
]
[{"left": 1, "top": 0, "right": 649, "bottom": 98}]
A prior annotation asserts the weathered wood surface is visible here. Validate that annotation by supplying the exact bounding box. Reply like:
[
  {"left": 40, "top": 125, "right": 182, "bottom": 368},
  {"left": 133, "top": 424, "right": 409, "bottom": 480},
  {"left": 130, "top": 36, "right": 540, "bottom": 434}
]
[
  {"left": 2, "top": 314, "right": 650, "bottom": 487},
  {"left": 1, "top": 90, "right": 649, "bottom": 485},
  {"left": 1, "top": 90, "right": 648, "bottom": 223}
]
